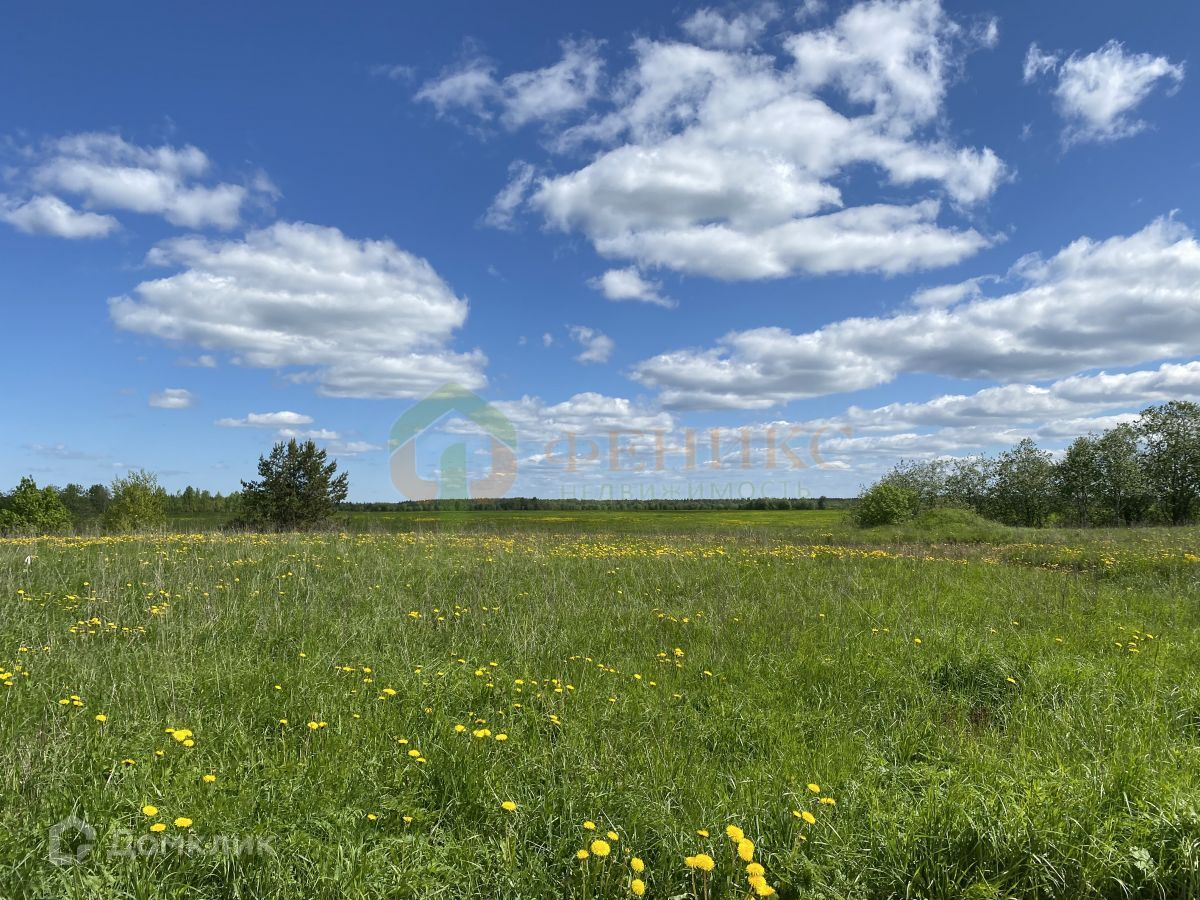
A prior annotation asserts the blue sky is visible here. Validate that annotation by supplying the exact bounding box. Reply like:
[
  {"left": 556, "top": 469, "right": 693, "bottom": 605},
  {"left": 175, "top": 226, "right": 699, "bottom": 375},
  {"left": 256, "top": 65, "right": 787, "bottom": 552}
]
[{"left": 3, "top": 0, "right": 1200, "bottom": 501}]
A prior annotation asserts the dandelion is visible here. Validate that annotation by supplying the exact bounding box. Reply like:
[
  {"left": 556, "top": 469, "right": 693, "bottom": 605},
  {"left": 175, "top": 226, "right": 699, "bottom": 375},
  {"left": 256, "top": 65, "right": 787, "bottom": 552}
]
[
  {"left": 800, "top": 810, "right": 816, "bottom": 824},
  {"left": 591, "top": 839, "right": 611, "bottom": 858},
  {"left": 149, "top": 822, "right": 166, "bottom": 833},
  {"left": 807, "top": 783, "right": 820, "bottom": 793},
  {"left": 737, "top": 838, "right": 755, "bottom": 862},
  {"left": 94, "top": 713, "right": 107, "bottom": 723},
  {"left": 173, "top": 817, "right": 192, "bottom": 828},
  {"left": 367, "top": 813, "right": 378, "bottom": 821},
  {"left": 576, "top": 849, "right": 590, "bottom": 860},
  {"left": 606, "top": 830, "right": 619, "bottom": 842},
  {"left": 818, "top": 797, "right": 836, "bottom": 806},
  {"left": 583, "top": 820, "right": 597, "bottom": 831},
  {"left": 696, "top": 829, "right": 709, "bottom": 838},
  {"left": 685, "top": 853, "right": 715, "bottom": 872},
  {"left": 746, "top": 862, "right": 765, "bottom": 877},
  {"left": 202, "top": 774, "right": 217, "bottom": 783},
  {"left": 141, "top": 805, "right": 158, "bottom": 816},
  {"left": 726, "top": 824, "right": 744, "bottom": 842},
  {"left": 495, "top": 733, "right": 508, "bottom": 742},
  {"left": 631, "top": 856, "right": 645, "bottom": 873},
  {"left": 631, "top": 877, "right": 646, "bottom": 896},
  {"left": 749, "top": 874, "right": 776, "bottom": 897},
  {"left": 501, "top": 800, "right": 517, "bottom": 812}
]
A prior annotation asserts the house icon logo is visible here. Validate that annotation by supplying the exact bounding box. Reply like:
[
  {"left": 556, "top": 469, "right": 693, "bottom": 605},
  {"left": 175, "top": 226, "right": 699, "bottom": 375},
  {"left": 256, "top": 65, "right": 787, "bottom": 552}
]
[
  {"left": 48, "top": 815, "right": 95, "bottom": 867},
  {"left": 389, "top": 383, "right": 517, "bottom": 500}
]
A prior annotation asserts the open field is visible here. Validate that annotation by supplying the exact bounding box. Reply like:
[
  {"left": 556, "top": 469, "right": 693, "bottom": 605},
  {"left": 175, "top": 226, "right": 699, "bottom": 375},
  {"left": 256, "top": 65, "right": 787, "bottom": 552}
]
[{"left": 3, "top": 513, "right": 1200, "bottom": 898}]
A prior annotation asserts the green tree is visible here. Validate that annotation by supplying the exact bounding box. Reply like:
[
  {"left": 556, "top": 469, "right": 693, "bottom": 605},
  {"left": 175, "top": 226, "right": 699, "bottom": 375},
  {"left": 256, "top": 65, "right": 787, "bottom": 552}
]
[
  {"left": 1093, "top": 424, "right": 1150, "bottom": 525},
  {"left": 1054, "top": 435, "right": 1101, "bottom": 526},
  {"left": 104, "top": 470, "right": 167, "bottom": 532},
  {"left": 239, "top": 439, "right": 349, "bottom": 531},
  {"left": 1137, "top": 401, "right": 1200, "bottom": 525},
  {"left": 990, "top": 438, "right": 1055, "bottom": 527},
  {"left": 0, "top": 476, "right": 72, "bottom": 534}
]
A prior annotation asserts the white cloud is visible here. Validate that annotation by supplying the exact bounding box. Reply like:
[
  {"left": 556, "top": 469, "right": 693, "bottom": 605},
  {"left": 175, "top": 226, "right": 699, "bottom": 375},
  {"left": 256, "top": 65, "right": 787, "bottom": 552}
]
[
  {"left": 327, "top": 440, "right": 383, "bottom": 456},
  {"left": 148, "top": 388, "right": 194, "bottom": 409},
  {"left": 569, "top": 325, "right": 615, "bottom": 364},
  {"left": 178, "top": 354, "right": 217, "bottom": 368},
  {"left": 278, "top": 427, "right": 340, "bottom": 440},
  {"left": 632, "top": 217, "right": 1200, "bottom": 408},
  {"left": 681, "top": 4, "right": 781, "bottom": 50},
  {"left": 483, "top": 161, "right": 535, "bottom": 229},
  {"left": 516, "top": 0, "right": 1004, "bottom": 280},
  {"left": 493, "top": 392, "right": 675, "bottom": 444},
  {"left": 542, "top": 332, "right": 555, "bottom": 347},
  {"left": 1025, "top": 40, "right": 1185, "bottom": 144},
  {"left": 110, "top": 221, "right": 486, "bottom": 398},
  {"left": 416, "top": 40, "right": 603, "bottom": 129},
  {"left": 588, "top": 267, "right": 675, "bottom": 308},
  {"left": 18, "top": 132, "right": 266, "bottom": 229},
  {"left": 216, "top": 411, "right": 314, "bottom": 428},
  {"left": 0, "top": 194, "right": 118, "bottom": 238}
]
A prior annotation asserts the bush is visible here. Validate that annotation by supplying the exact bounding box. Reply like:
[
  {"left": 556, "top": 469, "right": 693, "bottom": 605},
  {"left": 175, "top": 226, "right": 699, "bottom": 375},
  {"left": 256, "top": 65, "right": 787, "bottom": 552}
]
[
  {"left": 0, "top": 477, "right": 72, "bottom": 534},
  {"left": 851, "top": 482, "right": 918, "bottom": 527},
  {"left": 104, "top": 470, "right": 167, "bottom": 532}
]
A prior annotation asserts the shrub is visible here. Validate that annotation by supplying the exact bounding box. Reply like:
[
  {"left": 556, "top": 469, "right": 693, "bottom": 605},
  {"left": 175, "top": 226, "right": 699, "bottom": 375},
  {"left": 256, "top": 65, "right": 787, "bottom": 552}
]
[{"left": 851, "top": 482, "right": 918, "bottom": 527}]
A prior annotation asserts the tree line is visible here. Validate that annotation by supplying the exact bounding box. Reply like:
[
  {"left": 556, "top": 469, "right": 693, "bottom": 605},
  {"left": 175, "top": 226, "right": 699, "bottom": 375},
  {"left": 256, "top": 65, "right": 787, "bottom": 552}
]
[{"left": 853, "top": 401, "right": 1200, "bottom": 528}]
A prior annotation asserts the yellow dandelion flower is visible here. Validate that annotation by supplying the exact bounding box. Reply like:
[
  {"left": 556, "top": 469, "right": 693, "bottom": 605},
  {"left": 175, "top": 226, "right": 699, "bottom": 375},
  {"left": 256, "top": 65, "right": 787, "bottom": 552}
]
[
  {"left": 576, "top": 849, "right": 590, "bottom": 861},
  {"left": 737, "top": 838, "right": 755, "bottom": 862},
  {"left": 583, "top": 820, "right": 597, "bottom": 831},
  {"left": 807, "top": 783, "right": 820, "bottom": 793},
  {"left": 501, "top": 800, "right": 517, "bottom": 812},
  {"left": 746, "top": 862, "right": 765, "bottom": 877},
  {"left": 173, "top": 817, "right": 192, "bottom": 829},
  {"left": 94, "top": 714, "right": 107, "bottom": 723},
  {"left": 696, "top": 829, "right": 709, "bottom": 838},
  {"left": 202, "top": 774, "right": 217, "bottom": 783},
  {"left": 631, "top": 878, "right": 646, "bottom": 896},
  {"left": 686, "top": 853, "right": 715, "bottom": 872},
  {"left": 149, "top": 822, "right": 167, "bottom": 833},
  {"left": 631, "top": 856, "right": 645, "bottom": 873},
  {"left": 607, "top": 830, "right": 619, "bottom": 842},
  {"left": 801, "top": 810, "right": 816, "bottom": 825},
  {"left": 591, "top": 839, "right": 612, "bottom": 858},
  {"left": 141, "top": 805, "right": 158, "bottom": 817},
  {"left": 725, "top": 824, "right": 744, "bottom": 842}
]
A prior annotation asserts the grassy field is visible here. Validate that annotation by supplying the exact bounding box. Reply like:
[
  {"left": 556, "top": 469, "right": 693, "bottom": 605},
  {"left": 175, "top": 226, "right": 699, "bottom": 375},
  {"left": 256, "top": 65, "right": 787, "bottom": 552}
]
[{"left": 3, "top": 513, "right": 1200, "bottom": 898}]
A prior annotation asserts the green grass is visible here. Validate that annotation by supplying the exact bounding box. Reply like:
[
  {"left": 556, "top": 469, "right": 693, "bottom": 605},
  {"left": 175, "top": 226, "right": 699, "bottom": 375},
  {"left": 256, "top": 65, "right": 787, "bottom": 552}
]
[{"left": 2, "top": 515, "right": 1200, "bottom": 898}]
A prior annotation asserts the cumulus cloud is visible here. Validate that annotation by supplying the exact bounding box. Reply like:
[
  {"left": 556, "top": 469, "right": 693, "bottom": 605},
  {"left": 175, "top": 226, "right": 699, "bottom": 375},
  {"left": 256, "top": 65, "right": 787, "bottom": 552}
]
[
  {"left": 569, "top": 325, "right": 615, "bottom": 364},
  {"left": 497, "top": 0, "right": 1005, "bottom": 280},
  {"left": 1024, "top": 40, "right": 1185, "bottom": 144},
  {"left": 110, "top": 222, "right": 486, "bottom": 398},
  {"left": 6, "top": 132, "right": 269, "bottom": 231},
  {"left": 216, "top": 411, "right": 314, "bottom": 428},
  {"left": 0, "top": 194, "right": 119, "bottom": 238},
  {"left": 632, "top": 217, "right": 1200, "bottom": 408},
  {"left": 416, "top": 39, "right": 604, "bottom": 129},
  {"left": 148, "top": 388, "right": 194, "bottom": 409},
  {"left": 588, "top": 267, "right": 675, "bottom": 308}
]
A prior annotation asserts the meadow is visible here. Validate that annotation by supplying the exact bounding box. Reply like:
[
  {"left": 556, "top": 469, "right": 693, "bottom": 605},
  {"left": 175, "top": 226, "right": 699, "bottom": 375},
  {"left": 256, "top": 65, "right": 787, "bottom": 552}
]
[{"left": 2, "top": 511, "right": 1200, "bottom": 898}]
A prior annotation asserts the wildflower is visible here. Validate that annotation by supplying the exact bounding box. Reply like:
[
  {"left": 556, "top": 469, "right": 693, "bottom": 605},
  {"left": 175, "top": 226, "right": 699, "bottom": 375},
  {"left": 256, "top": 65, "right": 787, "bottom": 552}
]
[
  {"left": 367, "top": 813, "right": 378, "bottom": 821},
  {"left": 696, "top": 829, "right": 709, "bottom": 838},
  {"left": 607, "top": 830, "right": 619, "bottom": 842},
  {"left": 818, "top": 797, "right": 836, "bottom": 806},
  {"left": 749, "top": 874, "right": 776, "bottom": 897},
  {"left": 583, "top": 820, "right": 597, "bottom": 831},
  {"left": 746, "top": 862, "right": 765, "bottom": 877},
  {"left": 631, "top": 878, "right": 646, "bottom": 896},
  {"left": 807, "top": 783, "right": 820, "bottom": 793},
  {"left": 173, "top": 817, "right": 192, "bottom": 828},
  {"left": 737, "top": 838, "right": 755, "bottom": 862},
  {"left": 94, "top": 714, "right": 107, "bottom": 723},
  {"left": 631, "top": 856, "right": 645, "bottom": 873},
  {"left": 495, "top": 733, "right": 508, "bottom": 742},
  {"left": 149, "top": 822, "right": 167, "bottom": 833},
  {"left": 454, "top": 724, "right": 467, "bottom": 733},
  {"left": 278, "top": 719, "right": 288, "bottom": 725},
  {"left": 800, "top": 810, "right": 816, "bottom": 825},
  {"left": 686, "top": 853, "right": 715, "bottom": 872},
  {"left": 402, "top": 816, "right": 413, "bottom": 824},
  {"left": 142, "top": 805, "right": 158, "bottom": 816},
  {"left": 408, "top": 749, "right": 421, "bottom": 758},
  {"left": 576, "top": 849, "right": 590, "bottom": 860},
  {"left": 591, "top": 839, "right": 612, "bottom": 858},
  {"left": 725, "top": 824, "right": 744, "bottom": 842},
  {"left": 501, "top": 800, "right": 517, "bottom": 812},
  {"left": 202, "top": 774, "right": 217, "bottom": 783}
]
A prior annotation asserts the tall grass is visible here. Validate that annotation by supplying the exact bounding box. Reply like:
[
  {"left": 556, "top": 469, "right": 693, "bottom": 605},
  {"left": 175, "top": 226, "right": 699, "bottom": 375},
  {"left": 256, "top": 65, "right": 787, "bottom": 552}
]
[{"left": 1, "top": 521, "right": 1198, "bottom": 898}]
